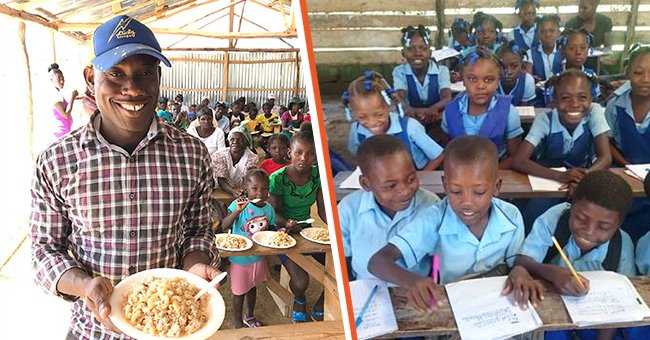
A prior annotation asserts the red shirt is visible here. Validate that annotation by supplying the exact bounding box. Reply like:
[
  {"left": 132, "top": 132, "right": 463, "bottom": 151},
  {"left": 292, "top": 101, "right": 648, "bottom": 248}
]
[{"left": 259, "top": 158, "right": 291, "bottom": 175}]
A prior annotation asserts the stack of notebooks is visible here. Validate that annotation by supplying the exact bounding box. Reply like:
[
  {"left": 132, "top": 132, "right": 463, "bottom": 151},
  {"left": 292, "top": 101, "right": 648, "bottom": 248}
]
[{"left": 351, "top": 272, "right": 650, "bottom": 340}]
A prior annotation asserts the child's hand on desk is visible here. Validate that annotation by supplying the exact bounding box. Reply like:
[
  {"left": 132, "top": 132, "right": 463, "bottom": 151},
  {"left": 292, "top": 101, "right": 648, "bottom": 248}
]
[
  {"left": 405, "top": 276, "right": 440, "bottom": 313},
  {"left": 551, "top": 267, "right": 590, "bottom": 296},
  {"left": 502, "top": 265, "right": 544, "bottom": 309},
  {"left": 558, "top": 168, "right": 586, "bottom": 184}
]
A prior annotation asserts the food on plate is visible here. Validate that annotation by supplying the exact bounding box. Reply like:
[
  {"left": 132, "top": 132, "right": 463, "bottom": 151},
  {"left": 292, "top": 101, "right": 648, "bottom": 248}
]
[
  {"left": 216, "top": 234, "right": 248, "bottom": 250},
  {"left": 309, "top": 228, "right": 330, "bottom": 242},
  {"left": 268, "top": 231, "right": 293, "bottom": 247},
  {"left": 123, "top": 277, "right": 208, "bottom": 337}
]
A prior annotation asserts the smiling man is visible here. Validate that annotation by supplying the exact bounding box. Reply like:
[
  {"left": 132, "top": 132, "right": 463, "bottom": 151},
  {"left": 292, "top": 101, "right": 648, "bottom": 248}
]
[{"left": 30, "top": 16, "right": 221, "bottom": 340}]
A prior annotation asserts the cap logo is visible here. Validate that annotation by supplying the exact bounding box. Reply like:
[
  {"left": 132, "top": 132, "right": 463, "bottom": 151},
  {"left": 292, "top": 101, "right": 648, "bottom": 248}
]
[{"left": 108, "top": 17, "right": 135, "bottom": 43}]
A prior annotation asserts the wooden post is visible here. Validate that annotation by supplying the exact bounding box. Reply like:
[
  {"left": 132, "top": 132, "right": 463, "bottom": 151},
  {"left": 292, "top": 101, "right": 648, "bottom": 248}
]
[
  {"left": 233, "top": 0, "right": 247, "bottom": 48},
  {"left": 19, "top": 22, "right": 34, "bottom": 161},
  {"left": 228, "top": 0, "right": 235, "bottom": 49},
  {"left": 435, "top": 0, "right": 445, "bottom": 49},
  {"left": 222, "top": 51, "right": 230, "bottom": 102},
  {"left": 294, "top": 51, "right": 300, "bottom": 96},
  {"left": 51, "top": 31, "right": 56, "bottom": 63},
  {"left": 620, "top": 0, "right": 641, "bottom": 72}
]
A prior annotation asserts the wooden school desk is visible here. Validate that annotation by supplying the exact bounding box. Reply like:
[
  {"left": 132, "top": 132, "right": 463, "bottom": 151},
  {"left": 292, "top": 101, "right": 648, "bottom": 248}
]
[
  {"left": 218, "top": 234, "right": 341, "bottom": 322},
  {"left": 333, "top": 168, "right": 646, "bottom": 201},
  {"left": 380, "top": 276, "right": 650, "bottom": 338},
  {"left": 209, "top": 320, "right": 345, "bottom": 339}
]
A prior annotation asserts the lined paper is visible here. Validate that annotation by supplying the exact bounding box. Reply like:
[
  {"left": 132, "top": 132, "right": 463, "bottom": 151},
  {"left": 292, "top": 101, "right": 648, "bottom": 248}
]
[{"left": 350, "top": 279, "right": 398, "bottom": 340}]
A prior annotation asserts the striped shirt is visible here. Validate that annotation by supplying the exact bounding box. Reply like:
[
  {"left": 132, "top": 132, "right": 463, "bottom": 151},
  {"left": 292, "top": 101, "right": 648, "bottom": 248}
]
[{"left": 30, "top": 113, "right": 218, "bottom": 340}]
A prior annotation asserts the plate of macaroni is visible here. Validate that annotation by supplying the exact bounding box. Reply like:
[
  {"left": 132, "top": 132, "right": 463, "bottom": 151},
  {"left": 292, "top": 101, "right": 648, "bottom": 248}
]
[
  {"left": 109, "top": 268, "right": 226, "bottom": 340},
  {"left": 251, "top": 230, "right": 296, "bottom": 249},
  {"left": 300, "top": 228, "right": 330, "bottom": 245},
  {"left": 215, "top": 233, "right": 253, "bottom": 252}
]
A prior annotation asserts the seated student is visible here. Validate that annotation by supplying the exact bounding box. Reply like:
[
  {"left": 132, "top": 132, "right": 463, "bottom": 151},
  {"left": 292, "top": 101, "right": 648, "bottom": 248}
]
[
  {"left": 447, "top": 18, "right": 474, "bottom": 52},
  {"left": 220, "top": 169, "right": 274, "bottom": 329},
  {"left": 392, "top": 25, "right": 452, "bottom": 131},
  {"left": 496, "top": 41, "right": 537, "bottom": 106},
  {"left": 635, "top": 174, "right": 650, "bottom": 274},
  {"left": 527, "top": 14, "right": 563, "bottom": 82},
  {"left": 508, "top": 170, "right": 635, "bottom": 340},
  {"left": 281, "top": 97, "right": 305, "bottom": 137},
  {"left": 460, "top": 12, "right": 504, "bottom": 58},
  {"left": 345, "top": 71, "right": 444, "bottom": 170},
  {"left": 187, "top": 106, "right": 226, "bottom": 155},
  {"left": 605, "top": 44, "right": 650, "bottom": 242},
  {"left": 258, "top": 101, "right": 281, "bottom": 156},
  {"left": 259, "top": 134, "right": 291, "bottom": 175},
  {"left": 368, "top": 136, "right": 525, "bottom": 311},
  {"left": 269, "top": 128, "right": 327, "bottom": 322},
  {"left": 156, "top": 97, "right": 172, "bottom": 122},
  {"left": 442, "top": 47, "right": 524, "bottom": 169},
  {"left": 339, "top": 134, "right": 440, "bottom": 282},
  {"left": 544, "top": 28, "right": 601, "bottom": 105},
  {"left": 187, "top": 104, "right": 198, "bottom": 122},
  {"left": 215, "top": 102, "right": 231, "bottom": 134},
  {"left": 509, "top": 0, "right": 540, "bottom": 50},
  {"left": 171, "top": 102, "right": 189, "bottom": 130},
  {"left": 212, "top": 126, "right": 259, "bottom": 197}
]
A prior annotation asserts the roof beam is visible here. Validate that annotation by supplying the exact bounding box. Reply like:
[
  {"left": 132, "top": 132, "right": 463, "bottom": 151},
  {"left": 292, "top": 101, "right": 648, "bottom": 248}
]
[
  {"left": 98, "top": 0, "right": 156, "bottom": 23},
  {"left": 233, "top": 13, "right": 293, "bottom": 48},
  {"left": 233, "top": 0, "right": 247, "bottom": 47},
  {"left": 0, "top": 3, "right": 85, "bottom": 42},
  {"left": 57, "top": 23, "right": 297, "bottom": 39},
  {"left": 183, "top": 0, "right": 245, "bottom": 29},
  {"left": 139, "top": 0, "right": 195, "bottom": 22},
  {"left": 141, "top": 0, "right": 223, "bottom": 23},
  {"left": 15, "top": 0, "right": 49, "bottom": 11},
  {"left": 249, "top": 0, "right": 282, "bottom": 14},
  {"left": 51, "top": 0, "right": 123, "bottom": 24},
  {"left": 228, "top": 0, "right": 235, "bottom": 48}
]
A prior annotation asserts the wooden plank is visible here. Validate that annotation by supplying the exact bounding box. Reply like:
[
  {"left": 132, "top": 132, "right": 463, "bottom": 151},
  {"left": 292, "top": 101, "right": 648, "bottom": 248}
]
[
  {"left": 163, "top": 47, "right": 300, "bottom": 52},
  {"left": 314, "top": 50, "right": 403, "bottom": 65},
  {"left": 307, "top": 0, "right": 632, "bottom": 12},
  {"left": 18, "top": 21, "right": 34, "bottom": 162},
  {"left": 264, "top": 271, "right": 294, "bottom": 317},
  {"left": 208, "top": 320, "right": 345, "bottom": 339},
  {"left": 167, "top": 57, "right": 299, "bottom": 64},
  {"left": 324, "top": 253, "right": 342, "bottom": 321},
  {"left": 59, "top": 24, "right": 298, "bottom": 39},
  {"left": 312, "top": 30, "right": 401, "bottom": 48},
  {"left": 0, "top": 4, "right": 85, "bottom": 42},
  {"left": 622, "top": 0, "right": 642, "bottom": 70}
]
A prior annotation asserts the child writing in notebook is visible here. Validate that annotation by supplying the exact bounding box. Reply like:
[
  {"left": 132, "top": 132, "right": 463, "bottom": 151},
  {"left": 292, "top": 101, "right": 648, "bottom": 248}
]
[
  {"left": 442, "top": 47, "right": 524, "bottom": 169},
  {"left": 527, "top": 14, "right": 562, "bottom": 82},
  {"left": 509, "top": 0, "right": 539, "bottom": 50},
  {"left": 339, "top": 134, "right": 440, "bottom": 283},
  {"left": 496, "top": 41, "right": 537, "bottom": 106},
  {"left": 508, "top": 170, "right": 635, "bottom": 340},
  {"left": 269, "top": 129, "right": 327, "bottom": 322},
  {"left": 368, "top": 136, "right": 525, "bottom": 312},
  {"left": 221, "top": 169, "right": 275, "bottom": 328},
  {"left": 345, "top": 71, "right": 444, "bottom": 170},
  {"left": 392, "top": 25, "right": 452, "bottom": 133}
]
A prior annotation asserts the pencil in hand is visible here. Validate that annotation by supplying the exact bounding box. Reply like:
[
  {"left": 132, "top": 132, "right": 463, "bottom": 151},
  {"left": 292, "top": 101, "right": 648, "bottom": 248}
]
[{"left": 551, "top": 236, "right": 586, "bottom": 291}]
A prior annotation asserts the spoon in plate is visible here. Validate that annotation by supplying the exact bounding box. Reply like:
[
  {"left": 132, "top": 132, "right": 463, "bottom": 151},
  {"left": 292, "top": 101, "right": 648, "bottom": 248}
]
[
  {"left": 194, "top": 271, "right": 228, "bottom": 300},
  {"left": 295, "top": 218, "right": 316, "bottom": 224}
]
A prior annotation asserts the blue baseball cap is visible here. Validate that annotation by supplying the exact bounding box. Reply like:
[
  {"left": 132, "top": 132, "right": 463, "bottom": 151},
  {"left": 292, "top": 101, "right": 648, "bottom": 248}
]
[{"left": 91, "top": 15, "right": 171, "bottom": 72}]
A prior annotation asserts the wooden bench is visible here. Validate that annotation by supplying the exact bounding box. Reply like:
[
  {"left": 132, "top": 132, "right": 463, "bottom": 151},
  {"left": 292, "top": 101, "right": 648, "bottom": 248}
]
[{"left": 208, "top": 320, "right": 345, "bottom": 339}]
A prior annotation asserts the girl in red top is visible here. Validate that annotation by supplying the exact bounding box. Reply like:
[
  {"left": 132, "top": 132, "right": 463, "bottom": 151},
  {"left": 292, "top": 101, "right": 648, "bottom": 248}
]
[{"left": 259, "top": 134, "right": 291, "bottom": 175}]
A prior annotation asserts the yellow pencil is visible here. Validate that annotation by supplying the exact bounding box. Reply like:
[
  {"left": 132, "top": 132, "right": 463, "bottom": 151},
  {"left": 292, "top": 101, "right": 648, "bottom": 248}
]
[{"left": 551, "top": 236, "right": 586, "bottom": 290}]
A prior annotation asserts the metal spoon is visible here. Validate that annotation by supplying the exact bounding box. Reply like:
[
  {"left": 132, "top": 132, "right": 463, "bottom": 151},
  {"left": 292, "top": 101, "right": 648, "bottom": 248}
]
[
  {"left": 296, "top": 218, "right": 315, "bottom": 224},
  {"left": 249, "top": 198, "right": 262, "bottom": 203},
  {"left": 194, "top": 271, "right": 228, "bottom": 300}
]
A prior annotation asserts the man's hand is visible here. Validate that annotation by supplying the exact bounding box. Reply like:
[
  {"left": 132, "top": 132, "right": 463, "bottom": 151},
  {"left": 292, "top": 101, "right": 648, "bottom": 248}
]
[
  {"left": 502, "top": 265, "right": 545, "bottom": 309},
  {"left": 187, "top": 263, "right": 224, "bottom": 287},
  {"left": 83, "top": 277, "right": 121, "bottom": 333}
]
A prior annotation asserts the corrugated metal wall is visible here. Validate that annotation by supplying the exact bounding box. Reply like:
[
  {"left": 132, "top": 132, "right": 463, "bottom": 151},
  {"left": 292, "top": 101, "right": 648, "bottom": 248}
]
[{"left": 160, "top": 51, "right": 306, "bottom": 108}]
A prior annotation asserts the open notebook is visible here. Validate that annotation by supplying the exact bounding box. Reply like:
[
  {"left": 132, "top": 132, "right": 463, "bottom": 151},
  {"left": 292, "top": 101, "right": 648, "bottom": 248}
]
[
  {"left": 561, "top": 271, "right": 650, "bottom": 327},
  {"left": 625, "top": 164, "right": 650, "bottom": 182},
  {"left": 446, "top": 276, "right": 543, "bottom": 340},
  {"left": 528, "top": 168, "right": 567, "bottom": 191},
  {"left": 339, "top": 167, "right": 362, "bottom": 189},
  {"left": 350, "top": 279, "right": 398, "bottom": 340}
]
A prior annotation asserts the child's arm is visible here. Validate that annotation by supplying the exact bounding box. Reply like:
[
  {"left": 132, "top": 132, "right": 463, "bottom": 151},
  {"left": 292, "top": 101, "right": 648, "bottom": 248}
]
[
  {"left": 422, "top": 155, "right": 444, "bottom": 171},
  {"left": 220, "top": 197, "right": 249, "bottom": 231},
  {"left": 316, "top": 187, "right": 328, "bottom": 224},
  {"left": 425, "top": 89, "right": 453, "bottom": 121},
  {"left": 513, "top": 140, "right": 585, "bottom": 183},
  {"left": 368, "top": 244, "right": 439, "bottom": 312},
  {"left": 587, "top": 133, "right": 612, "bottom": 172},
  {"left": 499, "top": 136, "right": 522, "bottom": 169},
  {"left": 514, "top": 254, "right": 590, "bottom": 296},
  {"left": 609, "top": 138, "right": 629, "bottom": 167},
  {"left": 503, "top": 265, "right": 545, "bottom": 308},
  {"left": 269, "top": 193, "right": 299, "bottom": 232}
]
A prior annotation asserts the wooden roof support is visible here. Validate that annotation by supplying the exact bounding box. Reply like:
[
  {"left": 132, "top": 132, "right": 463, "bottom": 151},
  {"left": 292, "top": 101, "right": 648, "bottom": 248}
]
[
  {"left": 15, "top": 0, "right": 49, "bottom": 11},
  {"left": 252, "top": 0, "right": 282, "bottom": 14},
  {"left": 167, "top": 11, "right": 231, "bottom": 48},
  {"left": 229, "top": 0, "right": 235, "bottom": 48},
  {"left": 97, "top": 0, "right": 156, "bottom": 23},
  {"left": 59, "top": 23, "right": 297, "bottom": 39},
  {"left": 18, "top": 22, "right": 34, "bottom": 162},
  {"left": 51, "top": 0, "right": 123, "bottom": 24},
  {"left": 0, "top": 3, "right": 85, "bottom": 42},
  {"left": 140, "top": 0, "right": 223, "bottom": 23},
  {"left": 180, "top": 0, "right": 245, "bottom": 29},
  {"left": 112, "top": 1, "right": 123, "bottom": 14},
  {"left": 233, "top": 0, "right": 247, "bottom": 47},
  {"left": 163, "top": 47, "right": 300, "bottom": 52},
  {"left": 435, "top": 0, "right": 445, "bottom": 49},
  {"left": 233, "top": 13, "right": 294, "bottom": 48}
]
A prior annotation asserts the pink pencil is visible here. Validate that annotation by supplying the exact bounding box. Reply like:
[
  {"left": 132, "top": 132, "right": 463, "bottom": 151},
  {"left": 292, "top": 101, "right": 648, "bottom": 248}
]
[{"left": 430, "top": 255, "right": 440, "bottom": 307}]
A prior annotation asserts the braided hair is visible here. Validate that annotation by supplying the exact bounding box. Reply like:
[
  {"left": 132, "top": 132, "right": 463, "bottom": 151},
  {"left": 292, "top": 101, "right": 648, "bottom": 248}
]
[
  {"left": 624, "top": 43, "right": 650, "bottom": 70},
  {"left": 342, "top": 71, "right": 402, "bottom": 120},
  {"left": 401, "top": 25, "right": 432, "bottom": 48},
  {"left": 461, "top": 45, "right": 503, "bottom": 71}
]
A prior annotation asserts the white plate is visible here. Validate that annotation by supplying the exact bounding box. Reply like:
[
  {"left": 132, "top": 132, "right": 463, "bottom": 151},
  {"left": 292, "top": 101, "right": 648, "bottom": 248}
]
[
  {"left": 300, "top": 228, "right": 331, "bottom": 245},
  {"left": 251, "top": 230, "right": 296, "bottom": 249},
  {"left": 109, "top": 268, "right": 225, "bottom": 340},
  {"left": 261, "top": 132, "right": 273, "bottom": 137},
  {"left": 250, "top": 130, "right": 260, "bottom": 135},
  {"left": 214, "top": 233, "right": 253, "bottom": 252}
]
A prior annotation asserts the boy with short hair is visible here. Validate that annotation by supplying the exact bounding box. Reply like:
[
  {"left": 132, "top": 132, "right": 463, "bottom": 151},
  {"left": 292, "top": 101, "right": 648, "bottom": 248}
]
[
  {"left": 368, "top": 135, "right": 525, "bottom": 311},
  {"left": 509, "top": 170, "right": 635, "bottom": 339},
  {"left": 339, "top": 134, "right": 440, "bottom": 282}
]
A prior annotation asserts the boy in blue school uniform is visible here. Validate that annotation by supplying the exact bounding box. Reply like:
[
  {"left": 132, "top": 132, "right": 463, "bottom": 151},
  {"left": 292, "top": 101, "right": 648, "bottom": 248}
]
[
  {"left": 442, "top": 47, "right": 524, "bottom": 169},
  {"left": 393, "top": 25, "right": 452, "bottom": 144},
  {"left": 508, "top": 170, "right": 636, "bottom": 340},
  {"left": 345, "top": 71, "right": 444, "bottom": 170},
  {"left": 604, "top": 44, "right": 650, "bottom": 242},
  {"left": 368, "top": 136, "right": 525, "bottom": 311},
  {"left": 339, "top": 134, "right": 440, "bottom": 282}
]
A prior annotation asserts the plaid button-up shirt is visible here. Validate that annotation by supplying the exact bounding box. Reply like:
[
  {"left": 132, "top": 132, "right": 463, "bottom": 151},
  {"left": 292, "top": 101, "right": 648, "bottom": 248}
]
[{"left": 30, "top": 113, "right": 218, "bottom": 340}]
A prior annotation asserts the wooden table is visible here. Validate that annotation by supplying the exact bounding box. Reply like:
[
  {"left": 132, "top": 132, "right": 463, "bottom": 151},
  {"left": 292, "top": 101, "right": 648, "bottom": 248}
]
[
  {"left": 209, "top": 320, "right": 345, "bottom": 339},
  {"left": 382, "top": 276, "right": 650, "bottom": 338},
  {"left": 212, "top": 189, "right": 235, "bottom": 204},
  {"left": 219, "top": 234, "right": 341, "bottom": 322},
  {"left": 333, "top": 168, "right": 646, "bottom": 201}
]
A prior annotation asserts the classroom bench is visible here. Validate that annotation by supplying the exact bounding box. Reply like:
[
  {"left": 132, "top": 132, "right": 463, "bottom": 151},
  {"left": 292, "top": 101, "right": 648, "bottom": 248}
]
[{"left": 209, "top": 320, "right": 345, "bottom": 339}]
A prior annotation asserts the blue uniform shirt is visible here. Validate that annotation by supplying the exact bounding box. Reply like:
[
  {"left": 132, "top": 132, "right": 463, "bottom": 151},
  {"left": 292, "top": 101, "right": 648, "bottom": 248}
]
[
  {"left": 497, "top": 72, "right": 537, "bottom": 104},
  {"left": 605, "top": 88, "right": 650, "bottom": 151},
  {"left": 525, "top": 104, "right": 609, "bottom": 154},
  {"left": 520, "top": 202, "right": 636, "bottom": 275},
  {"left": 509, "top": 23, "right": 538, "bottom": 50},
  {"left": 526, "top": 45, "right": 562, "bottom": 80},
  {"left": 636, "top": 231, "right": 650, "bottom": 275},
  {"left": 392, "top": 62, "right": 451, "bottom": 104},
  {"left": 390, "top": 197, "right": 525, "bottom": 284},
  {"left": 227, "top": 200, "right": 276, "bottom": 265},
  {"left": 441, "top": 93, "right": 524, "bottom": 158},
  {"left": 339, "top": 188, "right": 440, "bottom": 282},
  {"left": 348, "top": 112, "right": 444, "bottom": 170}
]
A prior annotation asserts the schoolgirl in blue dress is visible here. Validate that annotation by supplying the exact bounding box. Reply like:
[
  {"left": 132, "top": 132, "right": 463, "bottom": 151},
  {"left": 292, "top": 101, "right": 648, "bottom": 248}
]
[
  {"left": 447, "top": 18, "right": 474, "bottom": 52},
  {"left": 527, "top": 14, "right": 563, "bottom": 82},
  {"left": 509, "top": 0, "right": 540, "bottom": 50},
  {"left": 496, "top": 41, "right": 537, "bottom": 106}
]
